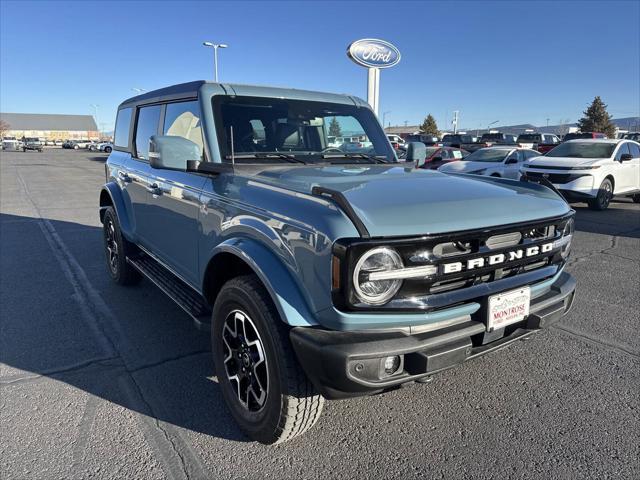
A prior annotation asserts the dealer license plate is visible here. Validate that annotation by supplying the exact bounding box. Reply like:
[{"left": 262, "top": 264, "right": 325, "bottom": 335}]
[{"left": 487, "top": 287, "right": 531, "bottom": 331}]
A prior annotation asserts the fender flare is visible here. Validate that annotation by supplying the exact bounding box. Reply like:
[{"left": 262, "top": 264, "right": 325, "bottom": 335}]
[
  {"left": 99, "top": 182, "right": 134, "bottom": 241},
  {"left": 205, "top": 238, "right": 318, "bottom": 327}
]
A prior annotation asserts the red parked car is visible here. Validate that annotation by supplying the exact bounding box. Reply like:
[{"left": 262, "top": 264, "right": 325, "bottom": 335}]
[{"left": 415, "top": 146, "right": 469, "bottom": 169}]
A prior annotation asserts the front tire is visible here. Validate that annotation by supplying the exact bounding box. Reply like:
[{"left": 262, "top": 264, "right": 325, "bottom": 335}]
[
  {"left": 212, "top": 275, "right": 324, "bottom": 444},
  {"left": 588, "top": 178, "right": 613, "bottom": 210},
  {"left": 104, "top": 146, "right": 112, "bottom": 153},
  {"left": 632, "top": 194, "right": 640, "bottom": 204},
  {"left": 102, "top": 207, "right": 141, "bottom": 285}
]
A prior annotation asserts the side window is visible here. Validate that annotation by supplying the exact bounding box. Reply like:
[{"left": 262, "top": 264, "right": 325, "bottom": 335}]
[
  {"left": 114, "top": 108, "right": 132, "bottom": 149},
  {"left": 628, "top": 142, "right": 640, "bottom": 158},
  {"left": 505, "top": 150, "right": 522, "bottom": 163},
  {"left": 163, "top": 101, "right": 204, "bottom": 157},
  {"left": 134, "top": 105, "right": 162, "bottom": 160},
  {"left": 615, "top": 142, "right": 631, "bottom": 161}
]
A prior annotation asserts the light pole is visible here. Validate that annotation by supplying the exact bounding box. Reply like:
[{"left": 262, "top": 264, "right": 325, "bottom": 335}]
[
  {"left": 202, "top": 42, "right": 228, "bottom": 82},
  {"left": 452, "top": 110, "right": 459, "bottom": 134},
  {"left": 382, "top": 111, "right": 391, "bottom": 130},
  {"left": 90, "top": 104, "right": 99, "bottom": 138}
]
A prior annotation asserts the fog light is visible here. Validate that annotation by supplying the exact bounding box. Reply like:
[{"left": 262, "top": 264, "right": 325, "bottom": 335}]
[{"left": 383, "top": 355, "right": 401, "bottom": 375}]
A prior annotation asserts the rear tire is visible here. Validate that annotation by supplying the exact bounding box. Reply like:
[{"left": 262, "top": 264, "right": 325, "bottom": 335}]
[
  {"left": 105, "top": 146, "right": 112, "bottom": 153},
  {"left": 102, "top": 207, "right": 141, "bottom": 285},
  {"left": 212, "top": 275, "right": 324, "bottom": 444},
  {"left": 632, "top": 194, "right": 640, "bottom": 204},
  {"left": 588, "top": 178, "right": 613, "bottom": 210}
]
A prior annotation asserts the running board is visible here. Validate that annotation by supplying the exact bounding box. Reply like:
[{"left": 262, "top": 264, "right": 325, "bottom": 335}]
[{"left": 127, "top": 253, "right": 211, "bottom": 331}]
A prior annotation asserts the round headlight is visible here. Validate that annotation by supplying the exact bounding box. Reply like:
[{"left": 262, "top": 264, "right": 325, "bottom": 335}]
[{"left": 353, "top": 247, "right": 403, "bottom": 305}]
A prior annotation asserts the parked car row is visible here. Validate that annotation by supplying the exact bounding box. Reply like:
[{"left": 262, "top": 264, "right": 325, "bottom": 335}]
[
  {"left": 397, "top": 136, "right": 640, "bottom": 211},
  {"left": 61, "top": 139, "right": 112, "bottom": 151}
]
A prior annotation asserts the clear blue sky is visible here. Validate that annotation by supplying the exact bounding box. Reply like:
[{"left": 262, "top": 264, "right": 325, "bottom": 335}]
[{"left": 1, "top": 0, "right": 639, "bottom": 132}]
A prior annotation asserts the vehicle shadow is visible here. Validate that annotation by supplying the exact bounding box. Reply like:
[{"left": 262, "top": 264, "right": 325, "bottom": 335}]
[
  {"left": 570, "top": 197, "right": 640, "bottom": 238},
  {"left": 87, "top": 155, "right": 108, "bottom": 162},
  {"left": 0, "top": 212, "right": 251, "bottom": 443}
]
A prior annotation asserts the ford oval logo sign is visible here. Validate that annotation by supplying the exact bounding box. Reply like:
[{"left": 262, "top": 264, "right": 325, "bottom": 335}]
[{"left": 347, "top": 39, "right": 401, "bottom": 69}]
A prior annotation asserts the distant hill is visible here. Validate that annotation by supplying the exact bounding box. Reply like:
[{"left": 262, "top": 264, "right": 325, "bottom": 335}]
[{"left": 455, "top": 117, "right": 639, "bottom": 136}]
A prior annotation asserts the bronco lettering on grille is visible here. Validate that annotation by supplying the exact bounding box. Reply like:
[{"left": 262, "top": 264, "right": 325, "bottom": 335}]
[{"left": 442, "top": 242, "right": 554, "bottom": 274}]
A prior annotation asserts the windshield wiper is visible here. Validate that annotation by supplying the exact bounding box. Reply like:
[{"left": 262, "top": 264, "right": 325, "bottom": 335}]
[
  {"left": 321, "top": 153, "right": 388, "bottom": 163},
  {"left": 225, "top": 153, "right": 306, "bottom": 164}
]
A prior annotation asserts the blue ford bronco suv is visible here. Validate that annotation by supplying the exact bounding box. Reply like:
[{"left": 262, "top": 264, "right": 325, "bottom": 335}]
[{"left": 100, "top": 81, "right": 576, "bottom": 444}]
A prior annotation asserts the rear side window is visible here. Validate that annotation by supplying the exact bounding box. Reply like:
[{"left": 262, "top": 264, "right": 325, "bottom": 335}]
[
  {"left": 163, "top": 101, "right": 204, "bottom": 158},
  {"left": 114, "top": 108, "right": 132, "bottom": 149},
  {"left": 134, "top": 105, "right": 162, "bottom": 160}
]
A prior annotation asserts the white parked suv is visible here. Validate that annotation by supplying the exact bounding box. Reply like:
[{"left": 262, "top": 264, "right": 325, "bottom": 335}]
[
  {"left": 521, "top": 139, "right": 640, "bottom": 210},
  {"left": 437, "top": 146, "right": 540, "bottom": 179}
]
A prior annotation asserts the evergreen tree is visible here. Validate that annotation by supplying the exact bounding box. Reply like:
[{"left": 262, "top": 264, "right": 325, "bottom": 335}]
[
  {"left": 328, "top": 117, "right": 342, "bottom": 137},
  {"left": 577, "top": 97, "right": 616, "bottom": 138},
  {"left": 420, "top": 114, "right": 440, "bottom": 136}
]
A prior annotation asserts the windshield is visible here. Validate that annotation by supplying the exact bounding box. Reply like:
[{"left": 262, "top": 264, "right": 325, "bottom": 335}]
[
  {"left": 424, "top": 147, "right": 440, "bottom": 156},
  {"left": 25, "top": 137, "right": 39, "bottom": 142},
  {"left": 563, "top": 133, "right": 593, "bottom": 141},
  {"left": 464, "top": 148, "right": 510, "bottom": 162},
  {"left": 517, "top": 134, "right": 542, "bottom": 142},
  {"left": 481, "top": 133, "right": 504, "bottom": 141},
  {"left": 546, "top": 142, "right": 615, "bottom": 158},
  {"left": 442, "top": 135, "right": 473, "bottom": 143},
  {"left": 213, "top": 96, "right": 394, "bottom": 163}
]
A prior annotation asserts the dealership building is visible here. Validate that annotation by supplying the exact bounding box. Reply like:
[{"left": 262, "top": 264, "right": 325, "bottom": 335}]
[{"left": 0, "top": 112, "right": 99, "bottom": 140}]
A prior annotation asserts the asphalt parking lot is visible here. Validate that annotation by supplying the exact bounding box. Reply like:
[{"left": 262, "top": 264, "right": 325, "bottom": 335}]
[{"left": 1, "top": 148, "right": 638, "bottom": 479}]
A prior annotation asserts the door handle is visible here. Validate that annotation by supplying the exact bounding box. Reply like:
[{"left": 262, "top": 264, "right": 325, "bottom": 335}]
[
  {"left": 117, "top": 171, "right": 132, "bottom": 183},
  {"left": 146, "top": 183, "right": 162, "bottom": 195}
]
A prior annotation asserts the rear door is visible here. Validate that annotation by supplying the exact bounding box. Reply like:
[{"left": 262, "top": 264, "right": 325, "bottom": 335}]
[
  {"left": 128, "top": 104, "right": 162, "bottom": 248},
  {"left": 144, "top": 100, "right": 207, "bottom": 285}
]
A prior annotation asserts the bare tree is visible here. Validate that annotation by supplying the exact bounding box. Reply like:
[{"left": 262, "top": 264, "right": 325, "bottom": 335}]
[
  {"left": 556, "top": 118, "right": 572, "bottom": 137},
  {"left": 0, "top": 120, "right": 10, "bottom": 139}
]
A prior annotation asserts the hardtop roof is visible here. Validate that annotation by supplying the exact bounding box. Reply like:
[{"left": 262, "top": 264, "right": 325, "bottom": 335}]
[{"left": 118, "top": 81, "right": 365, "bottom": 109}]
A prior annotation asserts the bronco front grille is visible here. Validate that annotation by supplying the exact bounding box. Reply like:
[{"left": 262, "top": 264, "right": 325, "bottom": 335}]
[{"left": 333, "top": 213, "right": 574, "bottom": 312}]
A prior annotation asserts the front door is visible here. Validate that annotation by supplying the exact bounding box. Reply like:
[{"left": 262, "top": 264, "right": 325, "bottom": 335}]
[
  {"left": 615, "top": 142, "right": 639, "bottom": 193},
  {"left": 144, "top": 100, "right": 206, "bottom": 286}
]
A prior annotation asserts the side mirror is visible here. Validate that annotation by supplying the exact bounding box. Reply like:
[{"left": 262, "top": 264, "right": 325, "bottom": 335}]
[
  {"left": 148, "top": 135, "right": 201, "bottom": 171},
  {"left": 406, "top": 142, "right": 427, "bottom": 167},
  {"left": 506, "top": 157, "right": 519, "bottom": 164},
  {"left": 620, "top": 153, "right": 633, "bottom": 162}
]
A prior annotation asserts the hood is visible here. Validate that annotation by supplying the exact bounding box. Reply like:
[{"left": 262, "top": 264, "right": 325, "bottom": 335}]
[
  {"left": 438, "top": 160, "right": 499, "bottom": 173},
  {"left": 526, "top": 156, "right": 606, "bottom": 168},
  {"left": 246, "top": 164, "right": 569, "bottom": 237}
]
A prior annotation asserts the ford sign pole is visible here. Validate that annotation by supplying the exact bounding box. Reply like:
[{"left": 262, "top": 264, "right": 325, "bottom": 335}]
[
  {"left": 347, "top": 39, "right": 400, "bottom": 117},
  {"left": 367, "top": 68, "right": 380, "bottom": 115}
]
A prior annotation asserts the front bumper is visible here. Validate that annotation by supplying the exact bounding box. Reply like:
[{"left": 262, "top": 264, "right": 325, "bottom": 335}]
[{"left": 290, "top": 271, "right": 576, "bottom": 399}]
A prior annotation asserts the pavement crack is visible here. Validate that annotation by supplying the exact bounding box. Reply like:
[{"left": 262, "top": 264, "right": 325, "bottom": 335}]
[
  {"left": 552, "top": 324, "right": 639, "bottom": 359},
  {"left": 0, "top": 356, "right": 121, "bottom": 385},
  {"left": 129, "top": 350, "right": 211, "bottom": 373}
]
